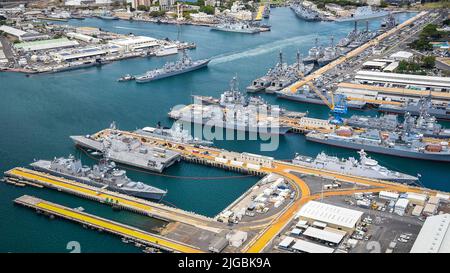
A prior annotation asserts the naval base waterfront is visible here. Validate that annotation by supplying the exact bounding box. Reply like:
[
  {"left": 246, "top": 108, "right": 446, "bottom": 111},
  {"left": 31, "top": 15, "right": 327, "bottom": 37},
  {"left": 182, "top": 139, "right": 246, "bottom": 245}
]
[{"left": 1, "top": 6, "right": 450, "bottom": 254}]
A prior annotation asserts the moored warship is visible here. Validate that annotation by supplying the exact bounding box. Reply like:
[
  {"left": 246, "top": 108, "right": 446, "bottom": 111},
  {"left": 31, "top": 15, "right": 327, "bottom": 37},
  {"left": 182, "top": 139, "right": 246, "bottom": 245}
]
[
  {"left": 135, "top": 50, "right": 210, "bottom": 83},
  {"left": 303, "top": 38, "right": 324, "bottom": 64},
  {"left": 30, "top": 156, "right": 167, "bottom": 201},
  {"left": 290, "top": 2, "right": 321, "bottom": 21},
  {"left": 378, "top": 96, "right": 450, "bottom": 121},
  {"left": 246, "top": 51, "right": 288, "bottom": 93},
  {"left": 317, "top": 36, "right": 341, "bottom": 67},
  {"left": 71, "top": 124, "right": 181, "bottom": 173},
  {"left": 134, "top": 122, "right": 213, "bottom": 146},
  {"left": 266, "top": 51, "right": 314, "bottom": 93},
  {"left": 305, "top": 126, "right": 450, "bottom": 162},
  {"left": 292, "top": 150, "right": 418, "bottom": 183},
  {"left": 380, "top": 13, "right": 397, "bottom": 30},
  {"left": 211, "top": 21, "right": 260, "bottom": 34},
  {"left": 335, "top": 5, "right": 389, "bottom": 22},
  {"left": 169, "top": 77, "right": 294, "bottom": 134},
  {"left": 346, "top": 112, "right": 450, "bottom": 139}
]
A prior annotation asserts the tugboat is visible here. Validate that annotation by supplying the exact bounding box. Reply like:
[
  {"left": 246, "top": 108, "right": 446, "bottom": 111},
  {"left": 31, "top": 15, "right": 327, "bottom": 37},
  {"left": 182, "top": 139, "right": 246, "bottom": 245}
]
[{"left": 117, "top": 74, "right": 135, "bottom": 82}]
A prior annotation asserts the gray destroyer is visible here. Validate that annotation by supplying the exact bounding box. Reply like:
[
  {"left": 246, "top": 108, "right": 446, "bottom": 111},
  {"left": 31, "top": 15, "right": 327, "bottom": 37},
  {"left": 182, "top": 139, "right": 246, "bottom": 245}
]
[
  {"left": 169, "top": 77, "right": 294, "bottom": 135},
  {"left": 135, "top": 50, "right": 210, "bottom": 83},
  {"left": 211, "top": 21, "right": 260, "bottom": 34},
  {"left": 30, "top": 156, "right": 167, "bottom": 201},
  {"left": 292, "top": 150, "right": 418, "bottom": 183},
  {"left": 378, "top": 96, "right": 450, "bottom": 121},
  {"left": 306, "top": 127, "right": 450, "bottom": 162},
  {"left": 134, "top": 122, "right": 213, "bottom": 146},
  {"left": 345, "top": 112, "right": 450, "bottom": 139},
  {"left": 290, "top": 2, "right": 321, "bottom": 21}
]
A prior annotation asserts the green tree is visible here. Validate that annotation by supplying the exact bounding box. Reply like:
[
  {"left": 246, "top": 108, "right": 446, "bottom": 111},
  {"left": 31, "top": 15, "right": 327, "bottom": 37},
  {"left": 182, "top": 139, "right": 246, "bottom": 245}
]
[
  {"left": 137, "top": 5, "right": 149, "bottom": 11},
  {"left": 421, "top": 56, "right": 435, "bottom": 69},
  {"left": 200, "top": 5, "right": 215, "bottom": 15}
]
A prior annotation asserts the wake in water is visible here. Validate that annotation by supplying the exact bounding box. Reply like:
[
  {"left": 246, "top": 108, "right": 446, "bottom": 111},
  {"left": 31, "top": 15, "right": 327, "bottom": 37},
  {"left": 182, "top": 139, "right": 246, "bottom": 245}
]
[{"left": 210, "top": 33, "right": 320, "bottom": 65}]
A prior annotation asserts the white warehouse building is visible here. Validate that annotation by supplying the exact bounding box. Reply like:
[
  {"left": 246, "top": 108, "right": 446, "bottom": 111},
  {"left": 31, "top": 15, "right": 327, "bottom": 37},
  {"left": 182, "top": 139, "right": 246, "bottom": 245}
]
[
  {"left": 109, "top": 36, "right": 159, "bottom": 52},
  {"left": 354, "top": 70, "right": 450, "bottom": 92},
  {"left": 410, "top": 214, "right": 450, "bottom": 253},
  {"left": 296, "top": 201, "right": 363, "bottom": 232}
]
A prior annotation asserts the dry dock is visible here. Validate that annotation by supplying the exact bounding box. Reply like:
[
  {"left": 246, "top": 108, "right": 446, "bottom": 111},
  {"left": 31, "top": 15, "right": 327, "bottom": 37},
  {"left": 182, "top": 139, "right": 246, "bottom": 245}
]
[{"left": 14, "top": 195, "right": 204, "bottom": 253}]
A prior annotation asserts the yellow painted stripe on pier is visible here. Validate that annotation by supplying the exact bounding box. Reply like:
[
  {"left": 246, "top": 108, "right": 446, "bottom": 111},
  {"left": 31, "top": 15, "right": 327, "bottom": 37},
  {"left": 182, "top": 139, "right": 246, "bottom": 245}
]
[
  {"left": 36, "top": 202, "right": 203, "bottom": 253},
  {"left": 255, "top": 5, "right": 264, "bottom": 21},
  {"left": 9, "top": 168, "right": 155, "bottom": 212}
]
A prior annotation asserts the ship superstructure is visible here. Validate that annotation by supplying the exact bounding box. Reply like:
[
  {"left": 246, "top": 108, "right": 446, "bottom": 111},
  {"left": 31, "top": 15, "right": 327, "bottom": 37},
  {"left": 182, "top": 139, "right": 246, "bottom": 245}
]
[
  {"left": 70, "top": 125, "right": 181, "bottom": 173},
  {"left": 306, "top": 126, "right": 450, "bottom": 162},
  {"left": 31, "top": 156, "right": 167, "bottom": 201},
  {"left": 292, "top": 150, "right": 418, "bottom": 183},
  {"left": 135, "top": 50, "right": 210, "bottom": 83},
  {"left": 135, "top": 122, "right": 213, "bottom": 146},
  {"left": 290, "top": 2, "right": 321, "bottom": 21},
  {"left": 169, "top": 77, "right": 293, "bottom": 134}
]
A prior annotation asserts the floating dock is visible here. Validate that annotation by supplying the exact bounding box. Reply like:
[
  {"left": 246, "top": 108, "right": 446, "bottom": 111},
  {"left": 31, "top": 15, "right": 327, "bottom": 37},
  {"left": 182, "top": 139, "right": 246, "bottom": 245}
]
[{"left": 14, "top": 195, "right": 204, "bottom": 253}]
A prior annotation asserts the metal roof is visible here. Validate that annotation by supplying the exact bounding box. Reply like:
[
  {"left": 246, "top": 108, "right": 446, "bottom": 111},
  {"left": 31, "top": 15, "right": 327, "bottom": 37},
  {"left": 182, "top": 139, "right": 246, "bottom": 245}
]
[
  {"left": 296, "top": 201, "right": 363, "bottom": 229},
  {"left": 302, "top": 227, "right": 345, "bottom": 244},
  {"left": 410, "top": 214, "right": 450, "bottom": 253},
  {"left": 291, "top": 239, "right": 334, "bottom": 253},
  {"left": 355, "top": 71, "right": 450, "bottom": 88}
]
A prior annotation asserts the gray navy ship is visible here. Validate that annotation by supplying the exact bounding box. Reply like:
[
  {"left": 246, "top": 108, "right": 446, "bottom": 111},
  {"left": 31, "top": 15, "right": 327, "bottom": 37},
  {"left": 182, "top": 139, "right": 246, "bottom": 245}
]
[
  {"left": 306, "top": 126, "right": 450, "bottom": 162},
  {"left": 71, "top": 124, "right": 181, "bottom": 173},
  {"left": 30, "top": 156, "right": 167, "bottom": 201},
  {"left": 346, "top": 112, "right": 450, "bottom": 139},
  {"left": 303, "top": 38, "right": 324, "bottom": 64},
  {"left": 134, "top": 122, "right": 213, "bottom": 146},
  {"left": 378, "top": 96, "right": 450, "bottom": 121},
  {"left": 317, "top": 36, "right": 341, "bottom": 67},
  {"left": 335, "top": 6, "right": 388, "bottom": 22},
  {"left": 211, "top": 21, "right": 260, "bottom": 34},
  {"left": 169, "top": 77, "right": 294, "bottom": 134},
  {"left": 290, "top": 2, "right": 321, "bottom": 21},
  {"left": 292, "top": 150, "right": 418, "bottom": 183},
  {"left": 135, "top": 50, "right": 210, "bottom": 83}
]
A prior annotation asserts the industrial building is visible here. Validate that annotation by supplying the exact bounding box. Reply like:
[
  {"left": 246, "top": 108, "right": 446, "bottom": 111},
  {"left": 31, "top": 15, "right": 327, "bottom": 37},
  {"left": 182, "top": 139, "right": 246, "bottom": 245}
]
[
  {"left": 336, "top": 82, "right": 450, "bottom": 106},
  {"left": 302, "top": 226, "right": 345, "bottom": 244},
  {"left": 0, "top": 25, "right": 49, "bottom": 41},
  {"left": 291, "top": 239, "right": 335, "bottom": 253},
  {"left": 410, "top": 214, "right": 450, "bottom": 253},
  {"left": 296, "top": 201, "right": 363, "bottom": 232},
  {"left": 14, "top": 38, "right": 79, "bottom": 52},
  {"left": 354, "top": 71, "right": 450, "bottom": 92},
  {"left": 109, "top": 36, "right": 159, "bottom": 52}
]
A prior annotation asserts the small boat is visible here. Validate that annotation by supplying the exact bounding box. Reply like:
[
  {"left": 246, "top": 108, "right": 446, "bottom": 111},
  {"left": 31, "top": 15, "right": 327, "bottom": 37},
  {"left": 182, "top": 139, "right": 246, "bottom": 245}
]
[{"left": 117, "top": 74, "right": 135, "bottom": 82}]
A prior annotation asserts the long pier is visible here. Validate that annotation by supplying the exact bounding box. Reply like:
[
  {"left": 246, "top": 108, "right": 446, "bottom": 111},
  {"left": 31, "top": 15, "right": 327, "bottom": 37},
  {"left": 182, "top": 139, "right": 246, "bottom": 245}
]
[
  {"left": 5, "top": 167, "right": 224, "bottom": 233},
  {"left": 6, "top": 127, "right": 449, "bottom": 253},
  {"left": 284, "top": 11, "right": 428, "bottom": 92},
  {"left": 14, "top": 195, "right": 204, "bottom": 253}
]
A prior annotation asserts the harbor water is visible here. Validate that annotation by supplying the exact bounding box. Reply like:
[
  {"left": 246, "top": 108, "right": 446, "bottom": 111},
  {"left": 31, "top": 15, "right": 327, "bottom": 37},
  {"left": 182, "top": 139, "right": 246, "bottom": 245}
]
[{"left": 0, "top": 8, "right": 447, "bottom": 252}]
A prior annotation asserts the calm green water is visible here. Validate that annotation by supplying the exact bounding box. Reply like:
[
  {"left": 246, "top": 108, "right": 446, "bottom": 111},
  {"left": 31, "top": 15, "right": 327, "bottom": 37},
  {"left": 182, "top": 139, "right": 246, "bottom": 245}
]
[{"left": 0, "top": 8, "right": 447, "bottom": 253}]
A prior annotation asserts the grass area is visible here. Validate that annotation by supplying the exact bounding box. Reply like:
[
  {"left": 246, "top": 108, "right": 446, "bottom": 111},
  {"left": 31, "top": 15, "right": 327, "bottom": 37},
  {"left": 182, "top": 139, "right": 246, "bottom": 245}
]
[{"left": 417, "top": 1, "right": 450, "bottom": 9}]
